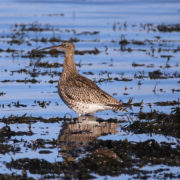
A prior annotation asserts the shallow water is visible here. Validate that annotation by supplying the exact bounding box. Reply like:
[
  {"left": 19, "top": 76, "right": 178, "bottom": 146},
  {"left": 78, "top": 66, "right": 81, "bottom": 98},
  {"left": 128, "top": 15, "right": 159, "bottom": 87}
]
[{"left": 0, "top": 0, "right": 180, "bottom": 179}]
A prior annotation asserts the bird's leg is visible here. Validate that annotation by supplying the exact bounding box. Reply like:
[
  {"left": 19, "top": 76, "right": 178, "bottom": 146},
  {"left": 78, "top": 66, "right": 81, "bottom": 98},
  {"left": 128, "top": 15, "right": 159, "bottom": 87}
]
[{"left": 28, "top": 121, "right": 32, "bottom": 133}]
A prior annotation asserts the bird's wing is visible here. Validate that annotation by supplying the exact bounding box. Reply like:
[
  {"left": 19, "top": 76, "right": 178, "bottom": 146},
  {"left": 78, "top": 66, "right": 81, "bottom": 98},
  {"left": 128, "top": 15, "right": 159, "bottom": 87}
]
[
  {"left": 64, "top": 75, "right": 119, "bottom": 105},
  {"left": 71, "top": 74, "right": 102, "bottom": 90},
  {"left": 64, "top": 86, "right": 109, "bottom": 104}
]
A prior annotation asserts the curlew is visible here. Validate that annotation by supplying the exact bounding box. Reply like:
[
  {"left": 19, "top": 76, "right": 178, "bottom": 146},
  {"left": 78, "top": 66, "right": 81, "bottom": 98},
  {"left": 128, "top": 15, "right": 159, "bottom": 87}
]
[{"left": 38, "top": 42, "right": 126, "bottom": 116}]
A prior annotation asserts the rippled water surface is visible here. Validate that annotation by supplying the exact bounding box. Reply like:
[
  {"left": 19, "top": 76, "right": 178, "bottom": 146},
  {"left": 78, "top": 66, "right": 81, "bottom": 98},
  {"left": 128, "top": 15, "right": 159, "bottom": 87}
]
[{"left": 0, "top": 0, "right": 180, "bottom": 179}]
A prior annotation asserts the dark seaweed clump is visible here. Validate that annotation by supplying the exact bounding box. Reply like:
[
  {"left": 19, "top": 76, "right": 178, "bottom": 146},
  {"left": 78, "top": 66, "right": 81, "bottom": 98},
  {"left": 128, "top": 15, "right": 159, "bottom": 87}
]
[
  {"left": 0, "top": 174, "right": 34, "bottom": 180},
  {"left": 6, "top": 138, "right": 180, "bottom": 179},
  {"left": 157, "top": 24, "right": 180, "bottom": 32},
  {"left": 148, "top": 70, "right": 165, "bottom": 79},
  {"left": 128, "top": 107, "right": 180, "bottom": 138},
  {"left": 1, "top": 108, "right": 180, "bottom": 179},
  {"left": 0, "top": 92, "right": 6, "bottom": 96}
]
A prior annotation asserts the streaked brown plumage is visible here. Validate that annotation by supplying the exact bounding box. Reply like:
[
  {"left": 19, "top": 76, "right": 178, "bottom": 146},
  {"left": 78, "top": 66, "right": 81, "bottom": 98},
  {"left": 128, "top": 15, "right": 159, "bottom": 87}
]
[{"left": 41, "top": 41, "right": 126, "bottom": 116}]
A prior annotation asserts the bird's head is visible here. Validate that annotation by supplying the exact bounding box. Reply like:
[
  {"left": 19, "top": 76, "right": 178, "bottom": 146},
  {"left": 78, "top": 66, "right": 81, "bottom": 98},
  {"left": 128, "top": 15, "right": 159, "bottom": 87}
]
[
  {"left": 58, "top": 42, "right": 75, "bottom": 53},
  {"left": 36, "top": 41, "right": 75, "bottom": 54},
  {"left": 33, "top": 41, "right": 75, "bottom": 54}
]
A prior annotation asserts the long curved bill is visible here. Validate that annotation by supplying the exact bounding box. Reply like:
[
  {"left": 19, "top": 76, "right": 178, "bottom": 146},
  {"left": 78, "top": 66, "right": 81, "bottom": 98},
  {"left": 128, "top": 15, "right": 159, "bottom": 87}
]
[{"left": 38, "top": 44, "right": 62, "bottom": 51}]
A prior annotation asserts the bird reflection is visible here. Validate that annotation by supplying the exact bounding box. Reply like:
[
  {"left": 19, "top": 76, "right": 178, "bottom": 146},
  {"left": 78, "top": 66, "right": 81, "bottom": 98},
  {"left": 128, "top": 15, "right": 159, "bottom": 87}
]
[{"left": 58, "top": 115, "right": 118, "bottom": 162}]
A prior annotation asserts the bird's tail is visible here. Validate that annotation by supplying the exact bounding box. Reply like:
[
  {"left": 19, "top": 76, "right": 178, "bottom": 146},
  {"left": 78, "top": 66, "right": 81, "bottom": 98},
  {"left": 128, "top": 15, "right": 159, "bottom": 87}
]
[{"left": 107, "top": 104, "right": 127, "bottom": 112}]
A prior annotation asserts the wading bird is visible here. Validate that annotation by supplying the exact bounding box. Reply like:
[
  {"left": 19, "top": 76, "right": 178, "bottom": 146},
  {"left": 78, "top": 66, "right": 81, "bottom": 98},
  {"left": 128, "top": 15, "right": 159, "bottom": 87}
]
[{"left": 38, "top": 42, "right": 126, "bottom": 116}]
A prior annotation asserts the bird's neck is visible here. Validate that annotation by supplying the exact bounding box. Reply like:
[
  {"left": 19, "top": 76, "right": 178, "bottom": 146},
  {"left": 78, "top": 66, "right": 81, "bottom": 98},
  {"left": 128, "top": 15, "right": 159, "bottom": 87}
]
[{"left": 62, "top": 52, "right": 77, "bottom": 76}]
